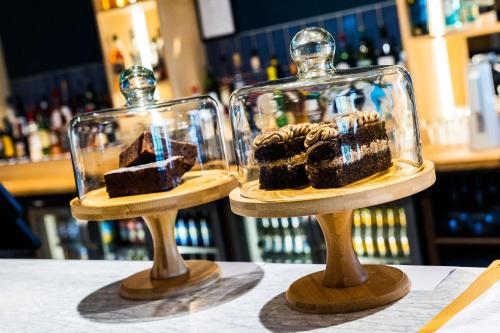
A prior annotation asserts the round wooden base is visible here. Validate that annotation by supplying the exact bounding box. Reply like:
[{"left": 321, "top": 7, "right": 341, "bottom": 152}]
[
  {"left": 120, "top": 260, "right": 221, "bottom": 301},
  {"left": 285, "top": 265, "right": 410, "bottom": 314}
]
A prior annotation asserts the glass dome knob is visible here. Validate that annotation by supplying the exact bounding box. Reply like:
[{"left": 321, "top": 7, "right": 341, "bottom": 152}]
[
  {"left": 290, "top": 27, "right": 336, "bottom": 79},
  {"left": 119, "top": 66, "right": 157, "bottom": 106}
]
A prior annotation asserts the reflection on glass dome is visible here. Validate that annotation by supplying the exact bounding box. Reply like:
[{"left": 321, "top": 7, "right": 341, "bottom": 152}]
[
  {"left": 229, "top": 27, "right": 422, "bottom": 199},
  {"left": 69, "top": 66, "right": 228, "bottom": 199}
]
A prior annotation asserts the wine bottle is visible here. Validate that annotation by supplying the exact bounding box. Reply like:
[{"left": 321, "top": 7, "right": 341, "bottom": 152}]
[
  {"left": 356, "top": 27, "right": 374, "bottom": 67},
  {"left": 376, "top": 25, "right": 396, "bottom": 66},
  {"left": 336, "top": 33, "right": 354, "bottom": 69}
]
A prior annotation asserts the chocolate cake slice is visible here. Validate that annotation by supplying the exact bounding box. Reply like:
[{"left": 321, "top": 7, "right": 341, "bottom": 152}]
[
  {"left": 119, "top": 132, "right": 198, "bottom": 168},
  {"left": 253, "top": 123, "right": 312, "bottom": 190},
  {"left": 305, "top": 111, "right": 392, "bottom": 188},
  {"left": 104, "top": 156, "right": 193, "bottom": 198}
]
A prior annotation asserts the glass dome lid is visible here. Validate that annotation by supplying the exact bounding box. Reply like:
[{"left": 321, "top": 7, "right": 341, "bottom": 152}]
[
  {"left": 69, "top": 66, "right": 229, "bottom": 199},
  {"left": 229, "top": 27, "right": 423, "bottom": 199}
]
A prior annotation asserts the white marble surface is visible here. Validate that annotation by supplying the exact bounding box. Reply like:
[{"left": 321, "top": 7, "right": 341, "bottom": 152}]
[{"left": 0, "top": 259, "right": 483, "bottom": 333}]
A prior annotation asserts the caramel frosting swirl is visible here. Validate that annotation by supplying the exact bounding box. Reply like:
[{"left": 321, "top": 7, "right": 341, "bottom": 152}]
[
  {"left": 282, "top": 122, "right": 312, "bottom": 138},
  {"left": 334, "top": 110, "right": 380, "bottom": 131},
  {"left": 253, "top": 123, "right": 313, "bottom": 148},
  {"left": 253, "top": 129, "right": 289, "bottom": 147},
  {"left": 304, "top": 123, "right": 339, "bottom": 148}
]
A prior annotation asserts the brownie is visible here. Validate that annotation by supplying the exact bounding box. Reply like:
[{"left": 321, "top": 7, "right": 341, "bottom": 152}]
[
  {"left": 253, "top": 123, "right": 312, "bottom": 190},
  {"left": 305, "top": 110, "right": 392, "bottom": 188},
  {"left": 104, "top": 156, "right": 193, "bottom": 198},
  {"left": 119, "top": 132, "right": 198, "bottom": 168}
]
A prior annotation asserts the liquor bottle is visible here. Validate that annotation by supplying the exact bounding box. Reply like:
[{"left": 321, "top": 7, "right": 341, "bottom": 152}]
[
  {"left": 291, "top": 217, "right": 304, "bottom": 259},
  {"left": 151, "top": 33, "right": 167, "bottom": 81},
  {"left": 387, "top": 208, "right": 399, "bottom": 257},
  {"left": 304, "top": 92, "right": 322, "bottom": 123},
  {"left": 177, "top": 214, "right": 189, "bottom": 246},
  {"left": 266, "top": 56, "right": 281, "bottom": 80},
  {"left": 250, "top": 49, "right": 263, "bottom": 82},
  {"left": 273, "top": 90, "right": 288, "bottom": 128},
  {"left": 352, "top": 210, "right": 365, "bottom": 256},
  {"left": 119, "top": 220, "right": 129, "bottom": 241},
  {"left": 271, "top": 218, "right": 283, "bottom": 261},
  {"left": 232, "top": 52, "right": 246, "bottom": 90},
  {"left": 398, "top": 208, "right": 410, "bottom": 258},
  {"left": 336, "top": 33, "right": 354, "bottom": 69},
  {"left": 50, "top": 89, "right": 63, "bottom": 156},
  {"left": 218, "top": 55, "right": 232, "bottom": 109},
  {"left": 356, "top": 27, "right": 374, "bottom": 67},
  {"left": 407, "top": 0, "right": 429, "bottom": 36},
  {"left": 129, "top": 30, "right": 141, "bottom": 66},
  {"left": 27, "top": 110, "right": 42, "bottom": 162},
  {"left": 362, "top": 209, "right": 375, "bottom": 257},
  {"left": 375, "top": 208, "right": 387, "bottom": 257},
  {"left": 376, "top": 25, "right": 396, "bottom": 66},
  {"left": 127, "top": 219, "right": 137, "bottom": 243},
  {"left": 444, "top": 0, "right": 462, "bottom": 28},
  {"left": 84, "top": 84, "right": 97, "bottom": 113},
  {"left": 199, "top": 210, "right": 212, "bottom": 247},
  {"left": 261, "top": 218, "right": 273, "bottom": 261},
  {"left": 13, "top": 119, "right": 27, "bottom": 159},
  {"left": 188, "top": 215, "right": 199, "bottom": 247},
  {"left": 0, "top": 118, "right": 15, "bottom": 159},
  {"left": 37, "top": 98, "right": 52, "bottom": 157},
  {"left": 202, "top": 66, "right": 219, "bottom": 99},
  {"left": 281, "top": 218, "right": 294, "bottom": 258},
  {"left": 109, "top": 34, "right": 126, "bottom": 91},
  {"left": 59, "top": 80, "right": 73, "bottom": 153}
]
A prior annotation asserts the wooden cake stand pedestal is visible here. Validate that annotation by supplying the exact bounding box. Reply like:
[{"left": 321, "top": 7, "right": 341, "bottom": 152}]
[
  {"left": 70, "top": 170, "right": 237, "bottom": 301},
  {"left": 230, "top": 160, "right": 436, "bottom": 314}
]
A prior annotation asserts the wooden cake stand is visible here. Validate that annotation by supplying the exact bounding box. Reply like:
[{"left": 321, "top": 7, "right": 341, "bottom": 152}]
[
  {"left": 229, "top": 160, "right": 436, "bottom": 314},
  {"left": 70, "top": 170, "right": 237, "bottom": 301}
]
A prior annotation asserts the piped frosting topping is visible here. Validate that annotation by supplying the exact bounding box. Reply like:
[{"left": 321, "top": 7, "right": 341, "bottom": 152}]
[
  {"left": 304, "top": 123, "right": 338, "bottom": 148},
  {"left": 305, "top": 110, "right": 380, "bottom": 147},
  {"left": 253, "top": 110, "right": 381, "bottom": 148},
  {"left": 253, "top": 123, "right": 312, "bottom": 147}
]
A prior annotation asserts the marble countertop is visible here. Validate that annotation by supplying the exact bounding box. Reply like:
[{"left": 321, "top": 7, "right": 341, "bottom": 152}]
[{"left": 0, "top": 259, "right": 483, "bottom": 333}]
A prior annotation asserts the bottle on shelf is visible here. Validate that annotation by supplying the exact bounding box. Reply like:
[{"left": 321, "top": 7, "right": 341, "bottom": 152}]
[
  {"left": 444, "top": 0, "right": 462, "bottom": 28},
  {"left": 232, "top": 52, "right": 246, "bottom": 90},
  {"left": 303, "top": 92, "right": 322, "bottom": 123},
  {"left": 356, "top": 27, "right": 374, "bottom": 67},
  {"left": 109, "top": 34, "right": 126, "bottom": 91},
  {"left": 336, "top": 33, "right": 354, "bottom": 69},
  {"left": 376, "top": 25, "right": 396, "bottom": 66},
  {"left": 406, "top": 0, "right": 429, "bottom": 36},
  {"left": 217, "top": 55, "right": 233, "bottom": 110},
  {"left": 84, "top": 84, "right": 97, "bottom": 113},
  {"left": 37, "top": 98, "right": 52, "bottom": 157},
  {"left": 266, "top": 55, "right": 282, "bottom": 81},
  {"left": 0, "top": 118, "right": 15, "bottom": 160},
  {"left": 129, "top": 30, "right": 141, "bottom": 66},
  {"left": 250, "top": 49, "right": 264, "bottom": 82},
  {"left": 199, "top": 210, "right": 213, "bottom": 247},
  {"left": 375, "top": 209, "right": 387, "bottom": 257},
  {"left": 202, "top": 65, "right": 221, "bottom": 104},
  {"left": 270, "top": 217, "right": 283, "bottom": 262},
  {"left": 151, "top": 30, "right": 167, "bottom": 81},
  {"left": 353, "top": 210, "right": 365, "bottom": 256}
]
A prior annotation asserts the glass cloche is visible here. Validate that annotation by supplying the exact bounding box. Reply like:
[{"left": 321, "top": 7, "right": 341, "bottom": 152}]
[
  {"left": 229, "top": 27, "right": 422, "bottom": 199},
  {"left": 69, "top": 66, "right": 229, "bottom": 199}
]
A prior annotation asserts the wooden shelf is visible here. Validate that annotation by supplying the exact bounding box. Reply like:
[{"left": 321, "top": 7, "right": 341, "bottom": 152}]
[
  {"left": 444, "top": 19, "right": 500, "bottom": 38},
  {"left": 435, "top": 237, "right": 500, "bottom": 246},
  {"left": 423, "top": 144, "right": 500, "bottom": 172},
  {"left": 0, "top": 157, "right": 76, "bottom": 197}
]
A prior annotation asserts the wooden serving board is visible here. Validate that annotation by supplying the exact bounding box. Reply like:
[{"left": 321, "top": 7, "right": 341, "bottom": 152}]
[
  {"left": 70, "top": 169, "right": 237, "bottom": 220},
  {"left": 230, "top": 160, "right": 435, "bottom": 218}
]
